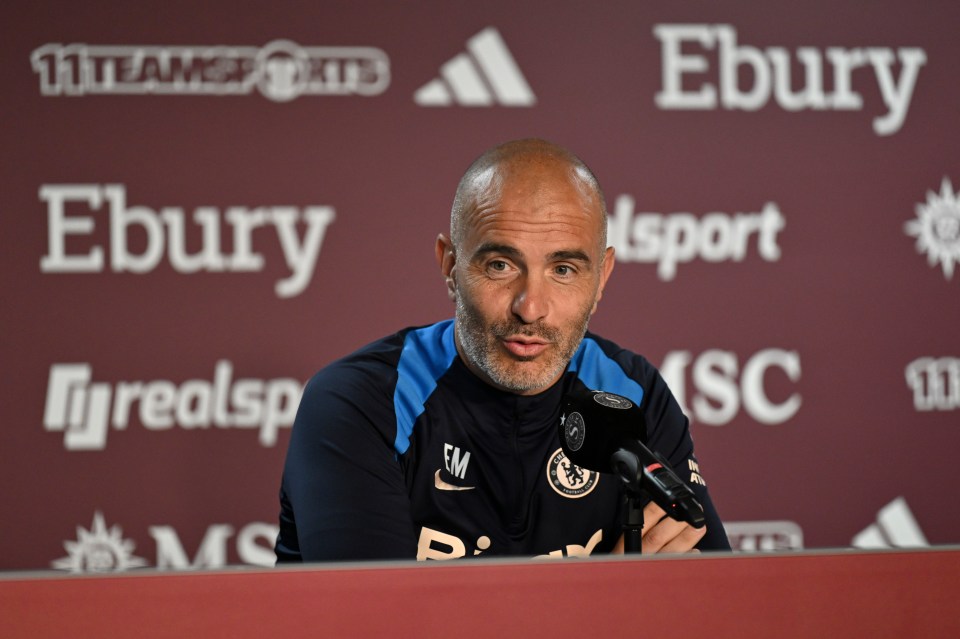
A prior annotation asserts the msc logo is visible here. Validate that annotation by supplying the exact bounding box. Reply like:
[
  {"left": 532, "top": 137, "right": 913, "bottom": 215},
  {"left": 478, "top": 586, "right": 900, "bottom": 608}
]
[
  {"left": 414, "top": 27, "right": 535, "bottom": 107},
  {"left": 52, "top": 511, "right": 278, "bottom": 573},
  {"left": 43, "top": 361, "right": 303, "bottom": 450},
  {"left": 660, "top": 348, "right": 802, "bottom": 426},
  {"left": 51, "top": 512, "right": 148, "bottom": 573},
  {"left": 904, "top": 178, "right": 960, "bottom": 281},
  {"left": 31, "top": 40, "right": 390, "bottom": 102}
]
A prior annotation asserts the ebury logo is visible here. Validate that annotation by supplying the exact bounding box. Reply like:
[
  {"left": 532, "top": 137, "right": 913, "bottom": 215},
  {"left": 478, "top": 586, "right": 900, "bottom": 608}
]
[
  {"left": 53, "top": 512, "right": 278, "bottom": 573},
  {"left": 905, "top": 357, "right": 960, "bottom": 411},
  {"left": 608, "top": 195, "right": 785, "bottom": 281},
  {"left": 414, "top": 27, "right": 535, "bottom": 107},
  {"left": 43, "top": 361, "right": 303, "bottom": 450},
  {"left": 852, "top": 497, "right": 928, "bottom": 549},
  {"left": 905, "top": 178, "right": 960, "bottom": 281},
  {"left": 39, "top": 184, "right": 335, "bottom": 298},
  {"left": 31, "top": 40, "right": 390, "bottom": 102},
  {"left": 654, "top": 24, "right": 927, "bottom": 136},
  {"left": 659, "top": 348, "right": 802, "bottom": 426}
]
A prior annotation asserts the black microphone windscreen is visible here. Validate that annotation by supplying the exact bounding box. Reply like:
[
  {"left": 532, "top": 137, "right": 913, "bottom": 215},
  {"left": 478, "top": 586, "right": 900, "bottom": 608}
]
[{"left": 559, "top": 386, "right": 646, "bottom": 472}]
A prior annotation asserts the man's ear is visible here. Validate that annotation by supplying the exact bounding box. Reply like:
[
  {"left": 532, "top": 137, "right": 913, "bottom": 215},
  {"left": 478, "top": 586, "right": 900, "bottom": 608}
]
[
  {"left": 435, "top": 233, "right": 457, "bottom": 302},
  {"left": 591, "top": 246, "right": 616, "bottom": 315}
]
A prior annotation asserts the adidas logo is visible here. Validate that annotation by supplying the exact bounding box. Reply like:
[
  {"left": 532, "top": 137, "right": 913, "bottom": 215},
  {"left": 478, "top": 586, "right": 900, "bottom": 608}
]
[
  {"left": 852, "top": 497, "right": 929, "bottom": 549},
  {"left": 414, "top": 27, "right": 535, "bottom": 107}
]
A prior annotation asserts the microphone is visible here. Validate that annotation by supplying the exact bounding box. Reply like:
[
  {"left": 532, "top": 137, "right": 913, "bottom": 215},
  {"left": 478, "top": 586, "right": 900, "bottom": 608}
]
[{"left": 559, "top": 387, "right": 705, "bottom": 529}]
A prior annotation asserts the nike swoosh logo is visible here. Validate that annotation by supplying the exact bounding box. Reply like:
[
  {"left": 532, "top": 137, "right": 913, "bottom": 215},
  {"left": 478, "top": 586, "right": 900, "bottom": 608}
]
[{"left": 434, "top": 469, "right": 475, "bottom": 491}]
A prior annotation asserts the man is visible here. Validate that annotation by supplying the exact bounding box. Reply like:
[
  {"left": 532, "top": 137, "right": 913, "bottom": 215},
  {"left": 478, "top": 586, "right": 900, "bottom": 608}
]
[{"left": 275, "top": 139, "right": 729, "bottom": 562}]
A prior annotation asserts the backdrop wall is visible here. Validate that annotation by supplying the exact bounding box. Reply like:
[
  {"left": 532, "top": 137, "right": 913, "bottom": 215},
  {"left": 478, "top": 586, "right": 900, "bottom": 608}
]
[{"left": 2, "top": 0, "right": 957, "bottom": 572}]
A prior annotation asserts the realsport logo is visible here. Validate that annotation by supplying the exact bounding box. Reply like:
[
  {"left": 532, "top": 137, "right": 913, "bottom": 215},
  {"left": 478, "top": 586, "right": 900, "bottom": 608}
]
[
  {"left": 39, "top": 184, "right": 335, "bottom": 298},
  {"left": 43, "top": 361, "right": 303, "bottom": 450},
  {"left": 414, "top": 27, "right": 535, "bottom": 107},
  {"left": 608, "top": 195, "right": 785, "bottom": 280},
  {"left": 31, "top": 40, "right": 390, "bottom": 102},
  {"left": 653, "top": 24, "right": 927, "bottom": 136}
]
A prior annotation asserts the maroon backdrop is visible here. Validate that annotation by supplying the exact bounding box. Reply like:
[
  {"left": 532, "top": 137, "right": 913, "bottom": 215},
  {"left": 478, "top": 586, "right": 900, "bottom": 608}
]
[{"left": 2, "top": 0, "right": 957, "bottom": 572}]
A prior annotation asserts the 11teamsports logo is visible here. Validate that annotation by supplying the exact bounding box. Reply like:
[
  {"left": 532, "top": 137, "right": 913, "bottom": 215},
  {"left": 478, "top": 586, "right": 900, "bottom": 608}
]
[
  {"left": 904, "top": 357, "right": 960, "bottom": 411},
  {"left": 31, "top": 40, "right": 390, "bottom": 102}
]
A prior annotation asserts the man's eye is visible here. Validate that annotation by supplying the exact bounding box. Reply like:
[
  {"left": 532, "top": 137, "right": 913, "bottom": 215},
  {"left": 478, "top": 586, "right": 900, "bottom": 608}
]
[
  {"left": 489, "top": 260, "right": 508, "bottom": 271},
  {"left": 555, "top": 265, "right": 573, "bottom": 276}
]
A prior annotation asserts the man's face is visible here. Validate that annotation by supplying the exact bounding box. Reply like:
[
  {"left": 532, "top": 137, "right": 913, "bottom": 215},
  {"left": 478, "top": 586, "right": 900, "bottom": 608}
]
[{"left": 440, "top": 161, "right": 615, "bottom": 395}]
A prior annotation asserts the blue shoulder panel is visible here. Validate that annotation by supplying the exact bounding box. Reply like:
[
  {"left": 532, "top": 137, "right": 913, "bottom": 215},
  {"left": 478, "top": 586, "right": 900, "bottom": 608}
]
[
  {"left": 568, "top": 337, "right": 645, "bottom": 407},
  {"left": 393, "top": 319, "right": 458, "bottom": 455}
]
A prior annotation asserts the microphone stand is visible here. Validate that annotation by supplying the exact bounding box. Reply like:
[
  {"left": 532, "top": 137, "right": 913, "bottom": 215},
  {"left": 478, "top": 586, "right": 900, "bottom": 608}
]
[
  {"left": 622, "top": 490, "right": 645, "bottom": 554},
  {"left": 612, "top": 448, "right": 645, "bottom": 554}
]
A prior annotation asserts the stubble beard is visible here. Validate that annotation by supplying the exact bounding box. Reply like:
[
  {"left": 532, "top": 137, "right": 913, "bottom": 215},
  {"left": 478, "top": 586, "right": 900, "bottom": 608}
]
[{"left": 454, "top": 290, "right": 592, "bottom": 393}]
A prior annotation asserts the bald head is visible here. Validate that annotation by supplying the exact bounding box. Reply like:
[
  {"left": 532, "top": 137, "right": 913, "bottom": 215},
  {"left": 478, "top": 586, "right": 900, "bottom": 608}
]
[{"left": 449, "top": 139, "right": 607, "bottom": 251}]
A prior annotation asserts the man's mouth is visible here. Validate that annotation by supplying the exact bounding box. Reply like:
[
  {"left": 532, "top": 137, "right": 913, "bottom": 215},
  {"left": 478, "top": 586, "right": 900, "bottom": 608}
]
[{"left": 501, "top": 337, "right": 550, "bottom": 358}]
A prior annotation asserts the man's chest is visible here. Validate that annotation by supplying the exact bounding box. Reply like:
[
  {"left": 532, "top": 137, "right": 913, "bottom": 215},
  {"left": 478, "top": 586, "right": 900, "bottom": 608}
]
[{"left": 401, "top": 408, "right": 622, "bottom": 559}]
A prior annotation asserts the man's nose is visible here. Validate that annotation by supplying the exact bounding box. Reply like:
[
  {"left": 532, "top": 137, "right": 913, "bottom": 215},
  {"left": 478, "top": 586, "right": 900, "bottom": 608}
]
[{"left": 511, "top": 273, "right": 548, "bottom": 324}]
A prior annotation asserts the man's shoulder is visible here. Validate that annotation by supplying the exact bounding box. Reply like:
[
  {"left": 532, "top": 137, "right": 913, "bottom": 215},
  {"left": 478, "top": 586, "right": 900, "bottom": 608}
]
[
  {"left": 293, "top": 320, "right": 457, "bottom": 454},
  {"left": 312, "top": 329, "right": 404, "bottom": 378},
  {"left": 568, "top": 332, "right": 662, "bottom": 407},
  {"left": 305, "top": 320, "right": 456, "bottom": 395},
  {"left": 578, "top": 331, "right": 656, "bottom": 375}
]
